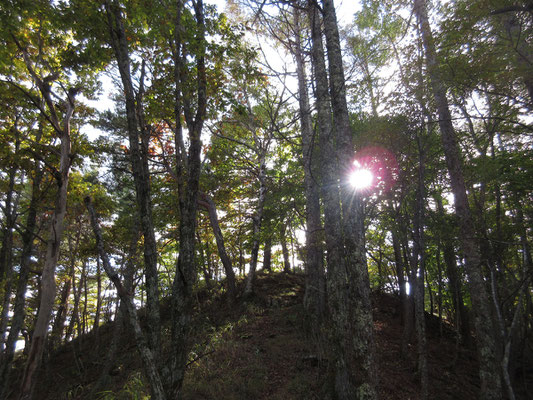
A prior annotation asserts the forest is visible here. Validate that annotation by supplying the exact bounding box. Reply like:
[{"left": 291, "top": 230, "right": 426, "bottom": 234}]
[{"left": 0, "top": 0, "right": 532, "bottom": 399}]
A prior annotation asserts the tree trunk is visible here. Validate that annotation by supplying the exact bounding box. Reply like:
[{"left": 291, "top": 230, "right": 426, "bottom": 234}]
[
  {"left": 0, "top": 130, "right": 42, "bottom": 400},
  {"left": 263, "top": 236, "right": 272, "bottom": 272},
  {"left": 0, "top": 172, "right": 18, "bottom": 355},
  {"left": 50, "top": 278, "right": 72, "bottom": 348},
  {"left": 105, "top": 0, "right": 160, "bottom": 357},
  {"left": 411, "top": 136, "right": 428, "bottom": 399},
  {"left": 168, "top": 1, "right": 207, "bottom": 396},
  {"left": 392, "top": 228, "right": 407, "bottom": 324},
  {"left": 50, "top": 224, "right": 81, "bottom": 348},
  {"left": 414, "top": 0, "right": 502, "bottom": 397},
  {"left": 0, "top": 122, "right": 22, "bottom": 357},
  {"left": 88, "top": 298, "right": 123, "bottom": 398},
  {"left": 401, "top": 237, "right": 415, "bottom": 358},
  {"left": 93, "top": 256, "right": 102, "bottom": 335},
  {"left": 197, "top": 231, "right": 213, "bottom": 290},
  {"left": 320, "top": 0, "right": 378, "bottom": 397},
  {"left": 82, "top": 262, "right": 88, "bottom": 337},
  {"left": 19, "top": 88, "right": 76, "bottom": 400},
  {"left": 435, "top": 195, "right": 471, "bottom": 346},
  {"left": 198, "top": 192, "right": 236, "bottom": 299},
  {"left": 65, "top": 267, "right": 81, "bottom": 343},
  {"left": 244, "top": 158, "right": 267, "bottom": 296},
  {"left": 85, "top": 197, "right": 166, "bottom": 400},
  {"left": 437, "top": 247, "right": 443, "bottom": 336},
  {"left": 280, "top": 223, "right": 291, "bottom": 273}
]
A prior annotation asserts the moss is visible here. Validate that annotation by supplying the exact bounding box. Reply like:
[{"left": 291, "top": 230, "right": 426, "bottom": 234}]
[{"left": 356, "top": 382, "right": 377, "bottom": 400}]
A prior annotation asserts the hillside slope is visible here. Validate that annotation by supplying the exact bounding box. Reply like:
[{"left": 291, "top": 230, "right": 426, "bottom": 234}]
[{"left": 5, "top": 272, "right": 522, "bottom": 399}]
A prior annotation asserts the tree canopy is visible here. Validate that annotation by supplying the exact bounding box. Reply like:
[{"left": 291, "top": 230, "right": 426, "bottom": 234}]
[{"left": 0, "top": 0, "right": 531, "bottom": 399}]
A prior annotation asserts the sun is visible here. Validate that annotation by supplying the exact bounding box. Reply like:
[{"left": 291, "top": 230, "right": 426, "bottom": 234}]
[{"left": 349, "top": 168, "right": 373, "bottom": 190}]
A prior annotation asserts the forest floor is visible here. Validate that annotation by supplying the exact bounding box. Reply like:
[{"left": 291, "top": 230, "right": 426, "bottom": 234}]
[{"left": 6, "top": 271, "right": 530, "bottom": 399}]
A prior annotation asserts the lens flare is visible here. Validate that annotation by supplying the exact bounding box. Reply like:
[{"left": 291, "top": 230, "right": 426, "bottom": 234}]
[{"left": 349, "top": 168, "right": 373, "bottom": 190}]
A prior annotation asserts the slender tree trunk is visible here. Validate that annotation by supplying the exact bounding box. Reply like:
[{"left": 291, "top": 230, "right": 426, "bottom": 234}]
[
  {"left": 392, "top": 228, "right": 407, "bottom": 324},
  {"left": 93, "top": 256, "right": 102, "bottom": 335},
  {"left": 263, "top": 236, "right": 272, "bottom": 272},
  {"left": 434, "top": 195, "right": 471, "bottom": 345},
  {"left": 198, "top": 192, "right": 236, "bottom": 299},
  {"left": 50, "top": 278, "right": 72, "bottom": 348},
  {"left": 66, "top": 268, "right": 81, "bottom": 342},
  {"left": 82, "top": 262, "right": 88, "bottom": 336},
  {"left": 401, "top": 238, "right": 415, "bottom": 358},
  {"left": 105, "top": 0, "right": 160, "bottom": 357},
  {"left": 292, "top": 10, "right": 325, "bottom": 321},
  {"left": 0, "top": 122, "right": 22, "bottom": 356},
  {"left": 414, "top": 0, "right": 502, "bottom": 397},
  {"left": 19, "top": 89, "right": 76, "bottom": 400},
  {"left": 50, "top": 224, "right": 81, "bottom": 348},
  {"left": 425, "top": 269, "right": 433, "bottom": 315},
  {"left": 88, "top": 298, "right": 123, "bottom": 398},
  {"left": 498, "top": 197, "right": 532, "bottom": 400},
  {"left": 244, "top": 158, "right": 267, "bottom": 296},
  {"left": 0, "top": 152, "right": 42, "bottom": 399},
  {"left": 437, "top": 247, "right": 443, "bottom": 336},
  {"left": 85, "top": 197, "right": 166, "bottom": 400},
  {"left": 412, "top": 136, "right": 428, "bottom": 399},
  {"left": 280, "top": 223, "right": 291, "bottom": 273},
  {"left": 168, "top": 1, "right": 207, "bottom": 396},
  {"left": 0, "top": 172, "right": 18, "bottom": 354},
  {"left": 197, "top": 231, "right": 213, "bottom": 289}
]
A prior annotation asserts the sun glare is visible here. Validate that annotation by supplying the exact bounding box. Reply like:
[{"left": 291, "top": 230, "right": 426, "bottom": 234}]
[{"left": 349, "top": 168, "right": 373, "bottom": 190}]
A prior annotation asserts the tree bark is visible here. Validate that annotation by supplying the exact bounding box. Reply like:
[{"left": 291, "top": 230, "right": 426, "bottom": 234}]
[
  {"left": 319, "top": 0, "right": 378, "bottom": 397},
  {"left": 198, "top": 192, "right": 236, "bottom": 299},
  {"left": 414, "top": 0, "right": 502, "bottom": 397},
  {"left": 50, "top": 223, "right": 81, "bottom": 348},
  {"left": 168, "top": 0, "right": 207, "bottom": 396},
  {"left": 280, "top": 223, "right": 291, "bottom": 273},
  {"left": 435, "top": 195, "right": 471, "bottom": 345},
  {"left": 244, "top": 157, "right": 267, "bottom": 296},
  {"left": 411, "top": 136, "right": 428, "bottom": 399},
  {"left": 104, "top": 0, "right": 160, "bottom": 357},
  {"left": 50, "top": 278, "right": 72, "bottom": 347},
  {"left": 0, "top": 158, "right": 19, "bottom": 354},
  {"left": 19, "top": 86, "right": 76, "bottom": 400},
  {"left": 0, "top": 120, "right": 19, "bottom": 286},
  {"left": 93, "top": 256, "right": 102, "bottom": 335},
  {"left": 392, "top": 228, "right": 407, "bottom": 324},
  {"left": 0, "top": 128, "right": 43, "bottom": 400},
  {"left": 263, "top": 236, "right": 272, "bottom": 272},
  {"left": 292, "top": 6, "right": 326, "bottom": 320},
  {"left": 65, "top": 266, "right": 81, "bottom": 342},
  {"left": 85, "top": 197, "right": 166, "bottom": 400},
  {"left": 197, "top": 231, "right": 213, "bottom": 290}
]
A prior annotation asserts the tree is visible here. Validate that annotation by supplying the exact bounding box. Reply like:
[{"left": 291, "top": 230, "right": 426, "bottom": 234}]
[
  {"left": 104, "top": 0, "right": 161, "bottom": 357},
  {"left": 306, "top": 1, "right": 379, "bottom": 397},
  {"left": 413, "top": 0, "right": 502, "bottom": 397}
]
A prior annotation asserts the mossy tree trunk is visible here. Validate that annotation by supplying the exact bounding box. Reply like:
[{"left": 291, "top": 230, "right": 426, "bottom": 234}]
[
  {"left": 414, "top": 0, "right": 503, "bottom": 397},
  {"left": 320, "top": 0, "right": 378, "bottom": 398},
  {"left": 0, "top": 128, "right": 43, "bottom": 400},
  {"left": 104, "top": 0, "right": 161, "bottom": 358},
  {"left": 198, "top": 192, "right": 237, "bottom": 300},
  {"left": 168, "top": 0, "right": 208, "bottom": 396},
  {"left": 292, "top": 8, "right": 326, "bottom": 320},
  {"left": 17, "top": 48, "right": 78, "bottom": 399}
]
